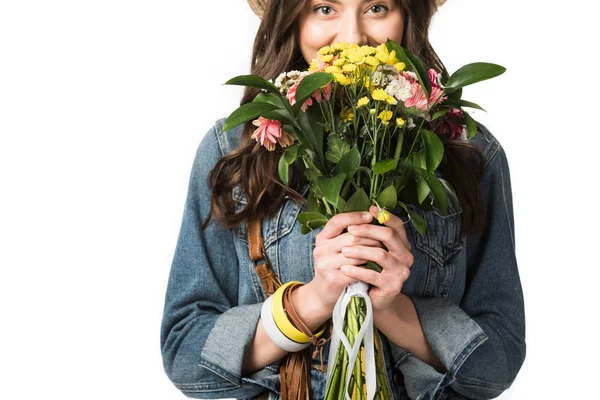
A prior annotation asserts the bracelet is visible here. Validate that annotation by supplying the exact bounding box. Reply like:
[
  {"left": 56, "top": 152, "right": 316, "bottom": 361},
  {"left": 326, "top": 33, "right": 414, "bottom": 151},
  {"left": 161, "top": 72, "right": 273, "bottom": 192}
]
[
  {"left": 260, "top": 295, "right": 311, "bottom": 352},
  {"left": 271, "top": 281, "right": 312, "bottom": 343},
  {"left": 283, "top": 283, "right": 328, "bottom": 342}
]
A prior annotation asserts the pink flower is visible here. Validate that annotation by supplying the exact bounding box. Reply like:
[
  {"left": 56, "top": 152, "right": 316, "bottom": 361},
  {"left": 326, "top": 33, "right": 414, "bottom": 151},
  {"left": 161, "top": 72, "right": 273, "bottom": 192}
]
[
  {"left": 428, "top": 68, "right": 441, "bottom": 89},
  {"left": 434, "top": 108, "right": 465, "bottom": 140},
  {"left": 286, "top": 68, "right": 332, "bottom": 112},
  {"left": 251, "top": 117, "right": 294, "bottom": 151},
  {"left": 401, "top": 69, "right": 446, "bottom": 110},
  {"left": 404, "top": 84, "right": 429, "bottom": 110},
  {"left": 286, "top": 72, "right": 312, "bottom": 112}
]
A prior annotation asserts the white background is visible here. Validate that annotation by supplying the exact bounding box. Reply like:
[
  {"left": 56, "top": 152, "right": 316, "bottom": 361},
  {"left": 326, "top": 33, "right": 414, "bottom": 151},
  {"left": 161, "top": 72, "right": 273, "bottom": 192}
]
[{"left": 0, "top": 1, "right": 597, "bottom": 399}]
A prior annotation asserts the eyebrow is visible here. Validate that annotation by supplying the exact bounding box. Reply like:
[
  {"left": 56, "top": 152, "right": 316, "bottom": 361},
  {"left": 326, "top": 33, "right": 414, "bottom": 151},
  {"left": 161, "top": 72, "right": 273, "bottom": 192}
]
[{"left": 318, "top": 0, "right": 382, "bottom": 4}]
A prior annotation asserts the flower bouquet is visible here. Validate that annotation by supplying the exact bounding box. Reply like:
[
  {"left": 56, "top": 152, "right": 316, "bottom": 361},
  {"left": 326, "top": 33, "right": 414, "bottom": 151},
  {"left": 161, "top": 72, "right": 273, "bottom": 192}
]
[{"left": 223, "top": 39, "right": 504, "bottom": 399}]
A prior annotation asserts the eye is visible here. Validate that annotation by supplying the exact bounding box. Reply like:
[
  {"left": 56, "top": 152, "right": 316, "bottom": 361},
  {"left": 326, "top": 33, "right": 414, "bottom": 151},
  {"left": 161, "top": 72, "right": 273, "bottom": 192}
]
[
  {"left": 369, "top": 4, "right": 389, "bottom": 14},
  {"left": 314, "top": 5, "right": 334, "bottom": 16}
]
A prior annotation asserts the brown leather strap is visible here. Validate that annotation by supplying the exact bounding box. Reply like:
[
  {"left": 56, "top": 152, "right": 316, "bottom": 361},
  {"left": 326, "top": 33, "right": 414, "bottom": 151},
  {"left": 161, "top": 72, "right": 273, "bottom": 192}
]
[
  {"left": 248, "top": 217, "right": 312, "bottom": 400},
  {"left": 248, "top": 218, "right": 282, "bottom": 296},
  {"left": 284, "top": 285, "right": 332, "bottom": 374}
]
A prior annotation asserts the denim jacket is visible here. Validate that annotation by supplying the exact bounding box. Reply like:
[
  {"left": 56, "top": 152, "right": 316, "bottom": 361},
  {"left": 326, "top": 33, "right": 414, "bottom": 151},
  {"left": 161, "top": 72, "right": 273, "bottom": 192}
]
[{"left": 160, "top": 117, "right": 526, "bottom": 400}]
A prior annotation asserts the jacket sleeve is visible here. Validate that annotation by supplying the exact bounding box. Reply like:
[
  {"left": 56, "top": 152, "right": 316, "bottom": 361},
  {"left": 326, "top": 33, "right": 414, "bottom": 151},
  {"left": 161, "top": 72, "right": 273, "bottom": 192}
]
[
  {"left": 160, "top": 123, "right": 280, "bottom": 399},
  {"left": 389, "top": 144, "right": 526, "bottom": 400}
]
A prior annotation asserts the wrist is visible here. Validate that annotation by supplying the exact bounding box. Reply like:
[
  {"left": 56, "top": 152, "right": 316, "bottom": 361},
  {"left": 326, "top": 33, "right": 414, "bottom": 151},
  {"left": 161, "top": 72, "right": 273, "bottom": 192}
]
[
  {"left": 291, "top": 282, "right": 332, "bottom": 331},
  {"left": 373, "top": 293, "right": 409, "bottom": 331}
]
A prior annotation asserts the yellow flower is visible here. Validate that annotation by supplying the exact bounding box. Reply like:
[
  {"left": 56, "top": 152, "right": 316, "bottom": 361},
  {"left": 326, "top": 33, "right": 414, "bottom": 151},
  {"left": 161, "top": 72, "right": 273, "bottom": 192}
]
[
  {"left": 340, "top": 108, "right": 354, "bottom": 122},
  {"left": 378, "top": 110, "right": 393, "bottom": 123},
  {"left": 364, "top": 56, "right": 380, "bottom": 66},
  {"left": 369, "top": 108, "right": 377, "bottom": 115},
  {"left": 376, "top": 43, "right": 389, "bottom": 55},
  {"left": 396, "top": 117, "right": 405, "bottom": 127},
  {"left": 376, "top": 51, "right": 390, "bottom": 64},
  {"left": 356, "top": 97, "right": 369, "bottom": 108},
  {"left": 394, "top": 62, "right": 406, "bottom": 72},
  {"left": 347, "top": 52, "right": 365, "bottom": 64},
  {"left": 334, "top": 72, "right": 351, "bottom": 86},
  {"left": 325, "top": 65, "right": 341, "bottom": 74},
  {"left": 319, "top": 54, "right": 334, "bottom": 63},
  {"left": 385, "top": 95, "right": 396, "bottom": 105},
  {"left": 360, "top": 45, "right": 376, "bottom": 56},
  {"left": 377, "top": 209, "right": 391, "bottom": 224},
  {"left": 342, "top": 64, "right": 357, "bottom": 73},
  {"left": 333, "top": 57, "right": 347, "bottom": 67},
  {"left": 371, "top": 88, "right": 388, "bottom": 101},
  {"left": 318, "top": 46, "right": 332, "bottom": 55},
  {"left": 308, "top": 59, "right": 319, "bottom": 72},
  {"left": 332, "top": 42, "right": 349, "bottom": 51}
]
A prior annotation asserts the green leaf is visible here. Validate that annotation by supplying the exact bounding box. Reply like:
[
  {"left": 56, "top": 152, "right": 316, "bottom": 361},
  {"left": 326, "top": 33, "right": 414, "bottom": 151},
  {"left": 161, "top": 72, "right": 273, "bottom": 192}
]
[
  {"left": 307, "top": 192, "right": 325, "bottom": 214},
  {"left": 412, "top": 153, "right": 426, "bottom": 170},
  {"left": 442, "top": 99, "right": 487, "bottom": 112},
  {"left": 397, "top": 201, "right": 427, "bottom": 235},
  {"left": 317, "top": 173, "right": 346, "bottom": 208},
  {"left": 386, "top": 39, "right": 431, "bottom": 100},
  {"left": 224, "top": 75, "right": 281, "bottom": 95},
  {"left": 439, "top": 177, "right": 460, "bottom": 215},
  {"left": 464, "top": 111, "right": 477, "bottom": 139},
  {"left": 325, "top": 134, "right": 351, "bottom": 163},
  {"left": 253, "top": 92, "right": 284, "bottom": 107},
  {"left": 261, "top": 109, "right": 296, "bottom": 126},
  {"left": 297, "top": 211, "right": 329, "bottom": 225},
  {"left": 421, "top": 129, "right": 444, "bottom": 174},
  {"left": 431, "top": 107, "right": 451, "bottom": 121},
  {"left": 417, "top": 177, "right": 431, "bottom": 204},
  {"left": 278, "top": 155, "right": 289, "bottom": 185},
  {"left": 373, "top": 158, "right": 399, "bottom": 175},
  {"left": 426, "top": 174, "right": 447, "bottom": 215},
  {"left": 333, "top": 146, "right": 360, "bottom": 180},
  {"left": 293, "top": 72, "right": 335, "bottom": 114},
  {"left": 223, "top": 102, "right": 279, "bottom": 132},
  {"left": 297, "top": 211, "right": 329, "bottom": 233},
  {"left": 364, "top": 261, "right": 382, "bottom": 273},
  {"left": 297, "top": 105, "right": 325, "bottom": 161},
  {"left": 283, "top": 143, "right": 301, "bottom": 165},
  {"left": 445, "top": 62, "right": 506, "bottom": 91},
  {"left": 336, "top": 197, "right": 346, "bottom": 213},
  {"left": 409, "top": 209, "right": 427, "bottom": 235},
  {"left": 342, "top": 188, "right": 371, "bottom": 212},
  {"left": 376, "top": 184, "right": 397, "bottom": 210}
]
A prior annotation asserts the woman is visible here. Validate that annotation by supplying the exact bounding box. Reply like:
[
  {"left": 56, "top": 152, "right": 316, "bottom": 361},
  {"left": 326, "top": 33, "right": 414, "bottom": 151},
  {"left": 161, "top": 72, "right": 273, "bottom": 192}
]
[{"left": 160, "top": 1, "right": 526, "bottom": 399}]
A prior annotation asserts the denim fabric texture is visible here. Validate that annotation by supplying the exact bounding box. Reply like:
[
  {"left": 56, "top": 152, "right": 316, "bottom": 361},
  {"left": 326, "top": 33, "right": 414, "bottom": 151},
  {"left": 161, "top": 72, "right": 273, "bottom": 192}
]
[{"left": 160, "top": 117, "right": 526, "bottom": 400}]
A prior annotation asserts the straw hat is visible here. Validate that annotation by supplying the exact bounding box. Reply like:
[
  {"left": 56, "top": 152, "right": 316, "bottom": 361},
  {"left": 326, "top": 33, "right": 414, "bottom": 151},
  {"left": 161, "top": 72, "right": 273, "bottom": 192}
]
[{"left": 248, "top": 0, "right": 447, "bottom": 19}]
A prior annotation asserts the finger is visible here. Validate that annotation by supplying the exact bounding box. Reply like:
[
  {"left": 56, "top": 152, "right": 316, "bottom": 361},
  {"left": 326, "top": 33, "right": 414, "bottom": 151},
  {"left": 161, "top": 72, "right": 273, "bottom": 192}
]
[
  {"left": 369, "top": 205, "right": 410, "bottom": 248},
  {"left": 340, "top": 264, "right": 382, "bottom": 287},
  {"left": 349, "top": 219, "right": 410, "bottom": 255},
  {"left": 340, "top": 245, "right": 391, "bottom": 267},
  {"left": 329, "top": 232, "right": 384, "bottom": 252},
  {"left": 334, "top": 252, "right": 371, "bottom": 267},
  {"left": 317, "top": 211, "right": 373, "bottom": 242}
]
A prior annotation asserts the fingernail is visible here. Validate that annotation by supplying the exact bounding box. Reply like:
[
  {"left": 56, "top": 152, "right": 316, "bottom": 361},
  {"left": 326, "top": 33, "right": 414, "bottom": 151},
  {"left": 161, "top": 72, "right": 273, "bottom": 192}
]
[
  {"left": 341, "top": 266, "right": 352, "bottom": 274},
  {"left": 362, "top": 212, "right": 372, "bottom": 221},
  {"left": 348, "top": 225, "right": 357, "bottom": 233},
  {"left": 341, "top": 247, "right": 353, "bottom": 254}
]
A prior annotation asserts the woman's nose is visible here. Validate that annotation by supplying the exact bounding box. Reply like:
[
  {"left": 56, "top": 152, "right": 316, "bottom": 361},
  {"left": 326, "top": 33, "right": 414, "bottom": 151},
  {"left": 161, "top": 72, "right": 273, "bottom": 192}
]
[{"left": 335, "top": 14, "right": 368, "bottom": 46}]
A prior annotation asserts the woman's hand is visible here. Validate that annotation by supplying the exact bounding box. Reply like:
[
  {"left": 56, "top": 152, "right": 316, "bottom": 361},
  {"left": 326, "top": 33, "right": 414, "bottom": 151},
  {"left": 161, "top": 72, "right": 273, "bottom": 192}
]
[
  {"left": 339, "top": 205, "right": 414, "bottom": 312},
  {"left": 308, "top": 210, "right": 386, "bottom": 313}
]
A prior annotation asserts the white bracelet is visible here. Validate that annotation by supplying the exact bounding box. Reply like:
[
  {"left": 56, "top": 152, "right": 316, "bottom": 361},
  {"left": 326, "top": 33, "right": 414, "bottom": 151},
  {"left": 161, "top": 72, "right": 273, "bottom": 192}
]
[{"left": 261, "top": 295, "right": 311, "bottom": 353}]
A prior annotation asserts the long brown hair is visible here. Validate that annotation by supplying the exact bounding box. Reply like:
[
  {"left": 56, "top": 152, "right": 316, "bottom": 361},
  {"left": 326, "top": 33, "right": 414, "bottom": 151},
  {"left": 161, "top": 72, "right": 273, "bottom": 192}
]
[{"left": 203, "top": 0, "right": 487, "bottom": 237}]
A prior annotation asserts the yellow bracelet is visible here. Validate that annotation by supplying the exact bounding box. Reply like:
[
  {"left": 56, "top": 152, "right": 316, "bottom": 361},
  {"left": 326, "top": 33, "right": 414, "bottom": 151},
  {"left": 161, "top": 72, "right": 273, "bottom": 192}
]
[{"left": 272, "top": 281, "right": 328, "bottom": 343}]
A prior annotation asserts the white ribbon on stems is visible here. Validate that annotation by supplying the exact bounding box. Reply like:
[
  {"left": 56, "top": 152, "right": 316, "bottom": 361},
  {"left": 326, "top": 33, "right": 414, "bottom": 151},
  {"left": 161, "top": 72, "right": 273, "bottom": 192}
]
[{"left": 325, "top": 281, "right": 376, "bottom": 400}]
